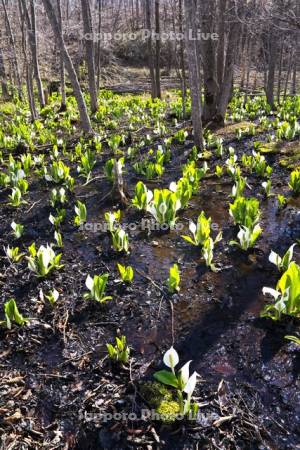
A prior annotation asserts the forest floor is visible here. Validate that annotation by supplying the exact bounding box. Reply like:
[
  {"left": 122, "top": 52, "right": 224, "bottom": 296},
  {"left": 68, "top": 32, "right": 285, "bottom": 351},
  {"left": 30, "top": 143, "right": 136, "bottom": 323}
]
[{"left": 0, "top": 91, "right": 299, "bottom": 450}]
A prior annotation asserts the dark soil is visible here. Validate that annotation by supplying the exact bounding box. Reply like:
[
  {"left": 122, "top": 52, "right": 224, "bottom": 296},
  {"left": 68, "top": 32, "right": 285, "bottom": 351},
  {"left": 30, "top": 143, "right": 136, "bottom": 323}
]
[{"left": 0, "top": 119, "right": 299, "bottom": 449}]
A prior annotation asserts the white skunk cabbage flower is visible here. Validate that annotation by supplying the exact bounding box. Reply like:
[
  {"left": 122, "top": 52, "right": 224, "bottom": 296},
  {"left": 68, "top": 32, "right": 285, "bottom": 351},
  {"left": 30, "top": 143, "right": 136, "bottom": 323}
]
[{"left": 163, "top": 346, "right": 179, "bottom": 372}]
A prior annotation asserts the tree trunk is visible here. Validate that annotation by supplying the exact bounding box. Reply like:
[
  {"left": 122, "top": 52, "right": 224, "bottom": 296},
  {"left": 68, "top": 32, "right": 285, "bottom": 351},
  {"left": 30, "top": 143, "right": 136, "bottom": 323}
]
[
  {"left": 266, "top": 29, "right": 277, "bottom": 108},
  {"left": 42, "top": 0, "right": 93, "bottom": 134},
  {"left": 29, "top": 0, "right": 45, "bottom": 107},
  {"left": 96, "top": 0, "right": 102, "bottom": 90},
  {"left": 1, "top": 0, "right": 23, "bottom": 99},
  {"left": 201, "top": 0, "right": 219, "bottom": 123},
  {"left": 19, "top": 0, "right": 37, "bottom": 120},
  {"left": 0, "top": 43, "right": 9, "bottom": 99},
  {"left": 81, "top": 0, "right": 98, "bottom": 113},
  {"left": 145, "top": 0, "right": 157, "bottom": 98},
  {"left": 216, "top": 20, "right": 240, "bottom": 124},
  {"left": 57, "top": 0, "right": 66, "bottom": 110},
  {"left": 283, "top": 50, "right": 293, "bottom": 99},
  {"left": 154, "top": 0, "right": 161, "bottom": 99},
  {"left": 217, "top": 0, "right": 226, "bottom": 89},
  {"left": 184, "top": 0, "right": 204, "bottom": 149},
  {"left": 179, "top": 0, "right": 187, "bottom": 118}
]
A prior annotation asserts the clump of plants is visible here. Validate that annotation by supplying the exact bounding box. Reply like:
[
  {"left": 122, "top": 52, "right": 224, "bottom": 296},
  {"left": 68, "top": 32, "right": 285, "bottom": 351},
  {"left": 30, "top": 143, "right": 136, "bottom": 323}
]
[
  {"left": 106, "top": 335, "right": 130, "bottom": 365},
  {"left": 84, "top": 274, "right": 112, "bottom": 303},
  {"left": 27, "top": 243, "right": 63, "bottom": 277},
  {"left": 153, "top": 346, "right": 199, "bottom": 419},
  {"left": 0, "top": 299, "right": 29, "bottom": 329},
  {"left": 289, "top": 169, "right": 300, "bottom": 195},
  {"left": 261, "top": 262, "right": 300, "bottom": 320}
]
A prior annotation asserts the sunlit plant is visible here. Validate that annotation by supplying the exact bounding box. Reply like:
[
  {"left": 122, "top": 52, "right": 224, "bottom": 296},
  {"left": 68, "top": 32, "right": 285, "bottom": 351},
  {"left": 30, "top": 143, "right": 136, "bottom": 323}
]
[
  {"left": 154, "top": 347, "right": 199, "bottom": 418},
  {"left": 132, "top": 181, "right": 153, "bottom": 210},
  {"left": 11, "top": 221, "right": 24, "bottom": 239},
  {"left": 182, "top": 161, "right": 208, "bottom": 193},
  {"left": 201, "top": 237, "right": 219, "bottom": 272},
  {"left": 182, "top": 212, "right": 222, "bottom": 247},
  {"left": 261, "top": 262, "right": 300, "bottom": 320},
  {"left": 231, "top": 176, "right": 248, "bottom": 198},
  {"left": 230, "top": 224, "right": 262, "bottom": 250},
  {"left": 169, "top": 177, "right": 193, "bottom": 209},
  {"left": 117, "top": 263, "right": 134, "bottom": 283},
  {"left": 27, "top": 243, "right": 63, "bottom": 277},
  {"left": 84, "top": 274, "right": 112, "bottom": 303},
  {"left": 5, "top": 245, "right": 25, "bottom": 263},
  {"left": 8, "top": 187, "right": 26, "bottom": 207},
  {"left": 74, "top": 200, "right": 87, "bottom": 226},
  {"left": 49, "top": 208, "right": 66, "bottom": 229},
  {"left": 54, "top": 231, "right": 63, "bottom": 248},
  {"left": 215, "top": 165, "right": 223, "bottom": 178},
  {"left": 50, "top": 187, "right": 66, "bottom": 207},
  {"left": 77, "top": 149, "right": 96, "bottom": 182},
  {"left": 277, "top": 194, "right": 287, "bottom": 210},
  {"left": 229, "top": 197, "right": 260, "bottom": 229},
  {"left": 40, "top": 288, "right": 60, "bottom": 307},
  {"left": 0, "top": 299, "right": 29, "bottom": 329},
  {"left": 168, "top": 264, "right": 180, "bottom": 293},
  {"left": 111, "top": 228, "right": 129, "bottom": 253},
  {"left": 262, "top": 179, "right": 272, "bottom": 197},
  {"left": 268, "top": 244, "right": 296, "bottom": 272},
  {"left": 148, "top": 189, "right": 181, "bottom": 227},
  {"left": 104, "top": 210, "right": 121, "bottom": 232},
  {"left": 289, "top": 169, "right": 300, "bottom": 195},
  {"left": 106, "top": 335, "right": 130, "bottom": 365}
]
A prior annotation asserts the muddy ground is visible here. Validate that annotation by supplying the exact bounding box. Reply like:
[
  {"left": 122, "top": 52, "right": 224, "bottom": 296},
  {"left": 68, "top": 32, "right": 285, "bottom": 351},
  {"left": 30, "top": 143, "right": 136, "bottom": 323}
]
[{"left": 0, "top": 117, "right": 299, "bottom": 449}]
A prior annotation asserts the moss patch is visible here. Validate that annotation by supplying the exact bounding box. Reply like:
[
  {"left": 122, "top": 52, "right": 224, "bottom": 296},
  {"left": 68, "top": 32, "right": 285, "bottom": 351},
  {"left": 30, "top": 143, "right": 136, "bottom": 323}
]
[
  {"left": 0, "top": 102, "right": 16, "bottom": 116},
  {"left": 279, "top": 141, "right": 300, "bottom": 170},
  {"left": 139, "top": 381, "right": 182, "bottom": 423},
  {"left": 139, "top": 381, "right": 173, "bottom": 408},
  {"left": 256, "top": 141, "right": 282, "bottom": 154},
  {"left": 156, "top": 400, "right": 180, "bottom": 423},
  {"left": 199, "top": 150, "right": 212, "bottom": 160},
  {"left": 215, "top": 121, "right": 255, "bottom": 139}
]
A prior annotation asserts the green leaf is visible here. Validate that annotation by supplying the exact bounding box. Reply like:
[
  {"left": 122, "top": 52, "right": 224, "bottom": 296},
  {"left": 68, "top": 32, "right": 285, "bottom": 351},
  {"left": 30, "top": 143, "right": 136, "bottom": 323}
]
[{"left": 153, "top": 370, "right": 179, "bottom": 388}]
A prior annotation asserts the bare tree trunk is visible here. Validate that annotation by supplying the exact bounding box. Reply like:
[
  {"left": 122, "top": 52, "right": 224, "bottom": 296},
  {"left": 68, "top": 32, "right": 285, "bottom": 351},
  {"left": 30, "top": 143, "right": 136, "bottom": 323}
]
[
  {"left": 154, "top": 0, "right": 161, "bottom": 98},
  {"left": 19, "top": 0, "right": 37, "bottom": 120},
  {"left": 201, "top": 0, "right": 219, "bottom": 123},
  {"left": 96, "top": 0, "right": 102, "bottom": 90},
  {"left": 30, "top": 0, "right": 45, "bottom": 107},
  {"left": 266, "top": 29, "right": 277, "bottom": 108},
  {"left": 291, "top": 61, "right": 297, "bottom": 95},
  {"left": 1, "top": 0, "right": 23, "bottom": 99},
  {"left": 283, "top": 50, "right": 293, "bottom": 99},
  {"left": 217, "top": 0, "right": 226, "bottom": 89},
  {"left": 145, "top": 0, "right": 157, "bottom": 98},
  {"left": 81, "top": 0, "right": 98, "bottom": 113},
  {"left": 57, "top": 0, "right": 66, "bottom": 110},
  {"left": 277, "top": 40, "right": 283, "bottom": 104},
  {"left": 244, "top": 38, "right": 253, "bottom": 104},
  {"left": 42, "top": 0, "right": 93, "bottom": 134},
  {"left": 217, "top": 20, "right": 240, "bottom": 124},
  {"left": 21, "top": 0, "right": 45, "bottom": 107},
  {"left": 184, "top": 0, "right": 204, "bottom": 149},
  {"left": 179, "top": 0, "right": 187, "bottom": 118},
  {"left": 0, "top": 37, "right": 9, "bottom": 99}
]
